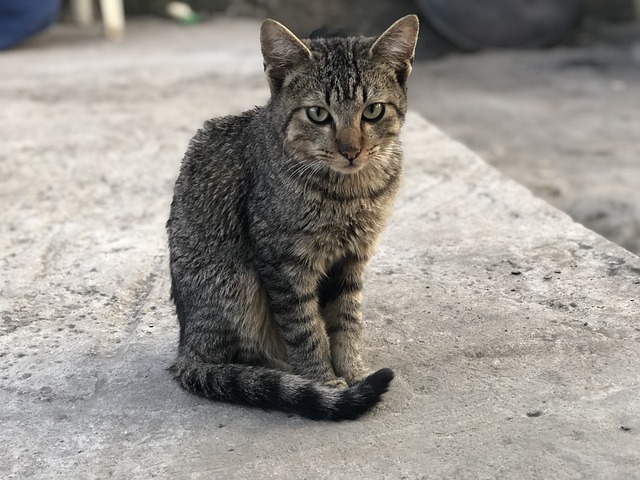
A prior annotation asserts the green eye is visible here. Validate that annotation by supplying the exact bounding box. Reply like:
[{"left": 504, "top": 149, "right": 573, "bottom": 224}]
[
  {"left": 362, "top": 103, "right": 385, "bottom": 122},
  {"left": 306, "top": 106, "right": 331, "bottom": 124}
]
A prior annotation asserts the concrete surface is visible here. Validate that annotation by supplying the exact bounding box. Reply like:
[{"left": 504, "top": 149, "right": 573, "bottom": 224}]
[
  {"left": 1, "top": 19, "right": 639, "bottom": 479},
  {"left": 408, "top": 32, "right": 640, "bottom": 254}
]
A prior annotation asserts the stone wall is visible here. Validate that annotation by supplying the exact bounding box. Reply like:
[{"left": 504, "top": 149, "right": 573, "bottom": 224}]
[
  {"left": 114, "top": 0, "right": 638, "bottom": 24},
  {"left": 227, "top": 0, "right": 417, "bottom": 37},
  {"left": 584, "top": 0, "right": 637, "bottom": 21},
  {"left": 107, "top": 0, "right": 417, "bottom": 36}
]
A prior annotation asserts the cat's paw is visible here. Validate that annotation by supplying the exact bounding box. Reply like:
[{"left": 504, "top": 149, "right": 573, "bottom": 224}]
[
  {"left": 323, "top": 377, "right": 348, "bottom": 389},
  {"left": 343, "top": 369, "right": 375, "bottom": 387}
]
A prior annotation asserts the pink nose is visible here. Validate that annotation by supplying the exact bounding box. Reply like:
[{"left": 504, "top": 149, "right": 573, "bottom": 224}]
[{"left": 339, "top": 146, "right": 361, "bottom": 161}]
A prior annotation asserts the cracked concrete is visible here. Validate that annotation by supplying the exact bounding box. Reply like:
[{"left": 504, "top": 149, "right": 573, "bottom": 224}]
[{"left": 1, "top": 18, "right": 639, "bottom": 479}]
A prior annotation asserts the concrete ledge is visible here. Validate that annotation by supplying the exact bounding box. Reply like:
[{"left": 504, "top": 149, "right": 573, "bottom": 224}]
[{"left": 1, "top": 19, "right": 639, "bottom": 479}]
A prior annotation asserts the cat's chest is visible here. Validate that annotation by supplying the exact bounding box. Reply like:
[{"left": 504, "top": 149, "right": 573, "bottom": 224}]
[
  {"left": 317, "top": 201, "right": 376, "bottom": 239},
  {"left": 298, "top": 197, "right": 391, "bottom": 266}
]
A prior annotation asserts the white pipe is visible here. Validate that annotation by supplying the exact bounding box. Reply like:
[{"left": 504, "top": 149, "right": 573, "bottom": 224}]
[
  {"left": 71, "top": 0, "right": 94, "bottom": 26},
  {"left": 100, "top": 0, "right": 125, "bottom": 41}
]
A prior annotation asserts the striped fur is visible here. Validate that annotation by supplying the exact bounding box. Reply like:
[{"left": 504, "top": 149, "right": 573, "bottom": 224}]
[{"left": 167, "top": 16, "right": 419, "bottom": 420}]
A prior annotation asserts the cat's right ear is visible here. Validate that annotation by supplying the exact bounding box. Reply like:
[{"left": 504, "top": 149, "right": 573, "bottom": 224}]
[{"left": 260, "top": 19, "right": 312, "bottom": 92}]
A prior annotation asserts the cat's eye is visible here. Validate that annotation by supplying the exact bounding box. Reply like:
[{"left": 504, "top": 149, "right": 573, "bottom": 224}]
[
  {"left": 306, "top": 106, "right": 331, "bottom": 124},
  {"left": 362, "top": 103, "right": 385, "bottom": 122}
]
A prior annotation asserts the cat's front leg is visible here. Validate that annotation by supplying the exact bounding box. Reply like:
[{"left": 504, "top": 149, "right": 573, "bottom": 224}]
[
  {"left": 259, "top": 262, "right": 343, "bottom": 386},
  {"left": 319, "top": 255, "right": 371, "bottom": 386}
]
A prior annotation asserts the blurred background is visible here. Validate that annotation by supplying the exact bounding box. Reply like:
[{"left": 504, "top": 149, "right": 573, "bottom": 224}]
[{"left": 2, "top": 0, "right": 639, "bottom": 253}]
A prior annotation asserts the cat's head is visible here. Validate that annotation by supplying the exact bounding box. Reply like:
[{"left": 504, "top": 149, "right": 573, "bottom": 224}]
[{"left": 260, "top": 16, "right": 419, "bottom": 175}]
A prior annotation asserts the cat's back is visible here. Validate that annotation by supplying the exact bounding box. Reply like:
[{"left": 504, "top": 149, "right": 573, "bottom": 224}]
[
  {"left": 169, "top": 108, "right": 262, "bottom": 241},
  {"left": 179, "top": 107, "right": 260, "bottom": 181}
]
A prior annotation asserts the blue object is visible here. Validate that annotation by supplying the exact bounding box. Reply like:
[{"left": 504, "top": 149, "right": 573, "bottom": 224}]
[{"left": 0, "top": 0, "right": 61, "bottom": 50}]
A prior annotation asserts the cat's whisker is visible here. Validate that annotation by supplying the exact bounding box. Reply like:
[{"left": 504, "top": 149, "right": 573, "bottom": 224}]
[
  {"left": 300, "top": 160, "right": 325, "bottom": 198},
  {"left": 286, "top": 160, "right": 309, "bottom": 179},
  {"left": 289, "top": 160, "right": 320, "bottom": 191},
  {"left": 284, "top": 153, "right": 319, "bottom": 180}
]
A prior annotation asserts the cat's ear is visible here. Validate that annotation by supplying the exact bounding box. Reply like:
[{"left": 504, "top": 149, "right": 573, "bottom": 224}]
[
  {"left": 260, "top": 19, "right": 312, "bottom": 91},
  {"left": 370, "top": 15, "right": 419, "bottom": 85}
]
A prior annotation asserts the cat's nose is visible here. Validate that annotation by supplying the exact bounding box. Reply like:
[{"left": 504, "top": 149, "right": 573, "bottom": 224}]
[{"left": 339, "top": 146, "right": 361, "bottom": 162}]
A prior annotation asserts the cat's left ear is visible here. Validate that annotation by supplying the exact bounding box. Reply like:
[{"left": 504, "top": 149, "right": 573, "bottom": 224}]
[
  {"left": 260, "top": 19, "right": 312, "bottom": 92},
  {"left": 370, "top": 15, "right": 420, "bottom": 85}
]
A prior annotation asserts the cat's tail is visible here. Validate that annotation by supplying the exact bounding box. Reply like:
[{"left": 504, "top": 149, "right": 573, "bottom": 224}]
[{"left": 170, "top": 361, "right": 394, "bottom": 421}]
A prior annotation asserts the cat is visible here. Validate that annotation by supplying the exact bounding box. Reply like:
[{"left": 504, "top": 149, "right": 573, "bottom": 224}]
[{"left": 166, "top": 15, "right": 419, "bottom": 421}]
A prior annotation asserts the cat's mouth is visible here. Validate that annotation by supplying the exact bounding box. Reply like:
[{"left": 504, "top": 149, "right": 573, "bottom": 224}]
[
  {"left": 329, "top": 163, "right": 365, "bottom": 175},
  {"left": 328, "top": 157, "right": 367, "bottom": 175}
]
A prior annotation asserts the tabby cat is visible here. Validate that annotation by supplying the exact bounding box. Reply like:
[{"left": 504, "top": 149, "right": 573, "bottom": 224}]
[{"left": 167, "top": 15, "right": 419, "bottom": 420}]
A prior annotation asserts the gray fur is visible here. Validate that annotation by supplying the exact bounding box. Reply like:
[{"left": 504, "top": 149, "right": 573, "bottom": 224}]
[{"left": 167, "top": 15, "right": 419, "bottom": 420}]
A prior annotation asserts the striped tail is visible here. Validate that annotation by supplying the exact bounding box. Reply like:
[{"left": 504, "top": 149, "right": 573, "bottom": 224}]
[{"left": 171, "top": 361, "right": 394, "bottom": 421}]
